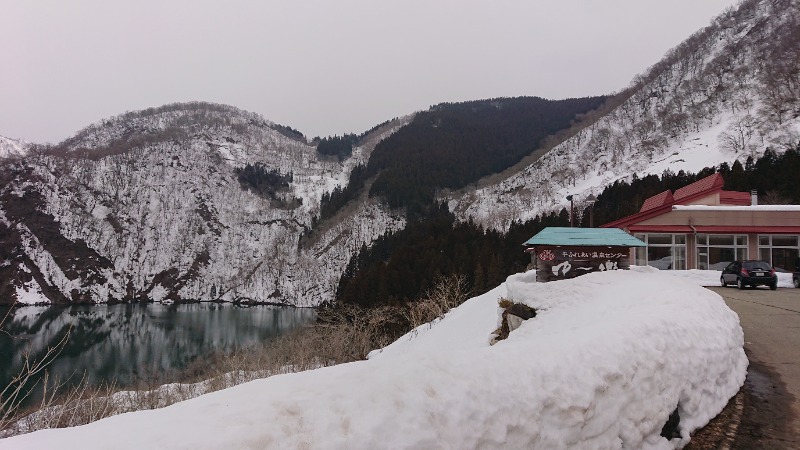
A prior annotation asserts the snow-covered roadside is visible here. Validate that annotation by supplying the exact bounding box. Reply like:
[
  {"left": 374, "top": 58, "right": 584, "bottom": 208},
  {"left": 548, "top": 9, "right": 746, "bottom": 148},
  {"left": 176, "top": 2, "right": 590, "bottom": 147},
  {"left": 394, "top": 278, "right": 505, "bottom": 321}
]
[
  {"left": 0, "top": 269, "right": 746, "bottom": 449},
  {"left": 662, "top": 268, "right": 796, "bottom": 288}
]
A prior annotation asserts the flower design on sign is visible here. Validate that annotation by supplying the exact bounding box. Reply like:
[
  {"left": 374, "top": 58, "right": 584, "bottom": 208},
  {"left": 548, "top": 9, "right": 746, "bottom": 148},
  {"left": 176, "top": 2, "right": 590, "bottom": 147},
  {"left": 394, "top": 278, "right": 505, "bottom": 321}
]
[{"left": 539, "top": 250, "right": 555, "bottom": 261}]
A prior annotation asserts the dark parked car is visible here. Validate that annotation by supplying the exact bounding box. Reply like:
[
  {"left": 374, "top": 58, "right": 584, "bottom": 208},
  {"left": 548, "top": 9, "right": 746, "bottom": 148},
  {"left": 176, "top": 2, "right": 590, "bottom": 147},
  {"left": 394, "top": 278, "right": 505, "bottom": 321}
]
[
  {"left": 794, "top": 257, "right": 799, "bottom": 289},
  {"left": 720, "top": 260, "right": 778, "bottom": 290}
]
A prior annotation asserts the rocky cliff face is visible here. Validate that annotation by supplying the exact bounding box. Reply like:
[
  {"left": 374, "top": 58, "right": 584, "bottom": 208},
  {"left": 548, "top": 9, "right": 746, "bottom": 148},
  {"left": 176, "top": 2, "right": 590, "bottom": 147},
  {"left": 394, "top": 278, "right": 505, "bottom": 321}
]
[
  {"left": 448, "top": 0, "right": 800, "bottom": 230},
  {"left": 0, "top": 103, "right": 408, "bottom": 306}
]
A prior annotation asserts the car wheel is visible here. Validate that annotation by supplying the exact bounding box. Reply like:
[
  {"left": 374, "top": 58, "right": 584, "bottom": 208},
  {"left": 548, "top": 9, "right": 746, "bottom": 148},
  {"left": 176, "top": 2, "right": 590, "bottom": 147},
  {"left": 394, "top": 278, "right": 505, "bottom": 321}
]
[
  {"left": 720, "top": 276, "right": 726, "bottom": 287},
  {"left": 737, "top": 278, "right": 745, "bottom": 290},
  {"left": 794, "top": 277, "right": 800, "bottom": 289},
  {"left": 770, "top": 282, "right": 778, "bottom": 291}
]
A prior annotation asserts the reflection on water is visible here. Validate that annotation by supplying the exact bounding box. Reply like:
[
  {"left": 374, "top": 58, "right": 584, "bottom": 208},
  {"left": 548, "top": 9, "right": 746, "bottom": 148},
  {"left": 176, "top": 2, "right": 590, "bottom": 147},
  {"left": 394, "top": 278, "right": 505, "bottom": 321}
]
[{"left": 0, "top": 304, "right": 315, "bottom": 404}]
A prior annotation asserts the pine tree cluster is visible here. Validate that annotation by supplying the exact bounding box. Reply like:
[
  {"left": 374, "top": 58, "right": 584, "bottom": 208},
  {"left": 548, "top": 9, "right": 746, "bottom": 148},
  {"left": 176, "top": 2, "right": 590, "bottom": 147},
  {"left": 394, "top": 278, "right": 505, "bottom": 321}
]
[{"left": 234, "top": 163, "right": 293, "bottom": 200}]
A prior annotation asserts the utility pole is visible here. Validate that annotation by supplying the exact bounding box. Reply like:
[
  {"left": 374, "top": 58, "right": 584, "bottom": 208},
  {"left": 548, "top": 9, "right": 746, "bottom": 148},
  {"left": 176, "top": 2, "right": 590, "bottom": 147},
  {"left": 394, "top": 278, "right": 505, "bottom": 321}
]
[{"left": 586, "top": 194, "right": 597, "bottom": 228}]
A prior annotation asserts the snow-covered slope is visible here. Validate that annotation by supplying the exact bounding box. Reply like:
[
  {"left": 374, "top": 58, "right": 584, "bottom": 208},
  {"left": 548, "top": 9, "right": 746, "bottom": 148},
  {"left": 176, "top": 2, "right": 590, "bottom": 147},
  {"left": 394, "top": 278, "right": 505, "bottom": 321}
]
[
  {"left": 0, "top": 269, "right": 747, "bottom": 449},
  {"left": 0, "top": 135, "right": 29, "bottom": 159},
  {"left": 0, "top": 103, "right": 410, "bottom": 306},
  {"left": 449, "top": 0, "right": 800, "bottom": 230}
]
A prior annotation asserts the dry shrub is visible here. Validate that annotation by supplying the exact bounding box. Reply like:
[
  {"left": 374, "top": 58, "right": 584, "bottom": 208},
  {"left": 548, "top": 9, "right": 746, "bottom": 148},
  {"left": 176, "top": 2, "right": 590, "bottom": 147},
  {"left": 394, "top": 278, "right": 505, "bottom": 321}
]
[
  {"left": 1, "top": 305, "right": 71, "bottom": 435},
  {"left": 404, "top": 274, "right": 471, "bottom": 329}
]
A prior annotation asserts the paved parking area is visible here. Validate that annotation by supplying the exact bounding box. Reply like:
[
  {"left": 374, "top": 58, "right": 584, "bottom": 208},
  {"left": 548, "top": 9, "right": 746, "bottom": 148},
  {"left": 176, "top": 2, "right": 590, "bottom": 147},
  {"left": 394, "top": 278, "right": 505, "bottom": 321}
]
[{"left": 707, "top": 286, "right": 800, "bottom": 448}]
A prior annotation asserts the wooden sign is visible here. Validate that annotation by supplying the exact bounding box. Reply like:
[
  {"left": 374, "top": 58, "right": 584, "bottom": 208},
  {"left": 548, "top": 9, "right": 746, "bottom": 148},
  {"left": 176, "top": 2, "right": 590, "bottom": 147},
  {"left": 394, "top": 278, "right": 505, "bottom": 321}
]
[{"left": 532, "top": 246, "right": 631, "bottom": 283}]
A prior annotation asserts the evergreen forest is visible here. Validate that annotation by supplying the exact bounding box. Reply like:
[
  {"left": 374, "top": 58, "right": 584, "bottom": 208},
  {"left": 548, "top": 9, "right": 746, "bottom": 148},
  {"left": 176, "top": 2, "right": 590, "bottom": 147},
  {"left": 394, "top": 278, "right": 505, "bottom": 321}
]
[
  {"left": 316, "top": 134, "right": 359, "bottom": 160},
  {"left": 234, "top": 163, "right": 292, "bottom": 200}
]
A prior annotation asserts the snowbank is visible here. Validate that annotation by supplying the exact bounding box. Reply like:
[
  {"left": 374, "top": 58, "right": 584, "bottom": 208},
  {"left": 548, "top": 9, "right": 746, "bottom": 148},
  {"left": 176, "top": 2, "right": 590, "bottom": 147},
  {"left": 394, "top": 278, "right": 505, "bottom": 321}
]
[
  {"left": 663, "top": 268, "right": 795, "bottom": 288},
  {"left": 0, "top": 269, "right": 747, "bottom": 450}
]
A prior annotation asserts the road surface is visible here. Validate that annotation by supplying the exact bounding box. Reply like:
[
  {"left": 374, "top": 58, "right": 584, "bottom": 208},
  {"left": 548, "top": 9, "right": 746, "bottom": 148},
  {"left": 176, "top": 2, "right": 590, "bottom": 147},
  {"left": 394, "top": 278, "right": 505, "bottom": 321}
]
[{"left": 707, "top": 286, "right": 800, "bottom": 449}]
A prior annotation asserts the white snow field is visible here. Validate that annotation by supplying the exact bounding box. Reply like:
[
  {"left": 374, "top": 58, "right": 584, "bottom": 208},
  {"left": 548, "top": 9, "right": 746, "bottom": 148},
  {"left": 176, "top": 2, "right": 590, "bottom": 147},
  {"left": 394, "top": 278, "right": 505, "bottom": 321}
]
[{"left": 0, "top": 268, "right": 747, "bottom": 450}]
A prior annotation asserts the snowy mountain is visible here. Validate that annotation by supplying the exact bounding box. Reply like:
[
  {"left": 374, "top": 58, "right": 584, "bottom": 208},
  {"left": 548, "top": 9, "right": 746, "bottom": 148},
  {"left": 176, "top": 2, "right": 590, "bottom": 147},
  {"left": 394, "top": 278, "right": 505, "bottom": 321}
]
[
  {"left": 0, "top": 103, "right": 408, "bottom": 306},
  {"left": 448, "top": 0, "right": 800, "bottom": 230},
  {"left": 2, "top": 0, "right": 798, "bottom": 306}
]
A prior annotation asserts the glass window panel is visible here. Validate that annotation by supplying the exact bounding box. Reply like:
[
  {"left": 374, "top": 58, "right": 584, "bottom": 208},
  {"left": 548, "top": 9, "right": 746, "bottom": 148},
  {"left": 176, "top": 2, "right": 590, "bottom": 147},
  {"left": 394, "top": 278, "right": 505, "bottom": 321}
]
[
  {"left": 708, "top": 247, "right": 735, "bottom": 270},
  {"left": 634, "top": 234, "right": 646, "bottom": 242},
  {"left": 743, "top": 261, "right": 771, "bottom": 270},
  {"left": 697, "top": 234, "right": 708, "bottom": 245},
  {"left": 736, "top": 236, "right": 747, "bottom": 246},
  {"left": 648, "top": 234, "right": 672, "bottom": 245},
  {"left": 709, "top": 235, "right": 734, "bottom": 246},
  {"left": 673, "top": 247, "right": 686, "bottom": 270},
  {"left": 697, "top": 250, "right": 708, "bottom": 270},
  {"left": 759, "top": 235, "right": 770, "bottom": 246},
  {"left": 759, "top": 248, "right": 771, "bottom": 262},
  {"left": 675, "top": 235, "right": 686, "bottom": 244},
  {"left": 771, "top": 236, "right": 798, "bottom": 247},
  {"left": 737, "top": 248, "right": 748, "bottom": 261},
  {"left": 648, "top": 246, "right": 673, "bottom": 270},
  {"left": 771, "top": 248, "right": 799, "bottom": 272},
  {"left": 635, "top": 247, "right": 647, "bottom": 266}
]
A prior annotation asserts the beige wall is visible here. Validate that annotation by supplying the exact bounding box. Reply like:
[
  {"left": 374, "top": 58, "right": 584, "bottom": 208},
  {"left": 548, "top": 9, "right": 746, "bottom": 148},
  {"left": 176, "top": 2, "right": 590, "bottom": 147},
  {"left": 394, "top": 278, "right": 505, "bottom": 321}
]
[{"left": 685, "top": 193, "right": 720, "bottom": 206}]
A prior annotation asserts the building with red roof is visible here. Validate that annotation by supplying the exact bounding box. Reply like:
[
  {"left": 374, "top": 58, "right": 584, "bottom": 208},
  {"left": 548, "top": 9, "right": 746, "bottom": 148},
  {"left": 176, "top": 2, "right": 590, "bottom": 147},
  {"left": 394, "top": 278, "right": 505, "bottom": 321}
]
[{"left": 602, "top": 174, "right": 800, "bottom": 272}]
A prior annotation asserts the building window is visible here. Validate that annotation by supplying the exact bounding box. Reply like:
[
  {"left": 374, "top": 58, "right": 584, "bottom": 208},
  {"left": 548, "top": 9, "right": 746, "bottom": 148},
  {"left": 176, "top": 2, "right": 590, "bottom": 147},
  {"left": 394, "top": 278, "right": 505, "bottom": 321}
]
[
  {"left": 758, "top": 235, "right": 799, "bottom": 272},
  {"left": 696, "top": 234, "right": 748, "bottom": 270},
  {"left": 633, "top": 234, "right": 687, "bottom": 270}
]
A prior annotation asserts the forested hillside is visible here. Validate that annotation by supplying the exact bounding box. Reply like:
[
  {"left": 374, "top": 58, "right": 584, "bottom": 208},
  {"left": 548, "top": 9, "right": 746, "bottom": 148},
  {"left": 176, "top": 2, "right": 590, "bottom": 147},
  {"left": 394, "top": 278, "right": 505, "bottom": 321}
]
[
  {"left": 335, "top": 205, "right": 569, "bottom": 307},
  {"left": 364, "top": 96, "right": 607, "bottom": 215},
  {"left": 336, "top": 145, "right": 800, "bottom": 309}
]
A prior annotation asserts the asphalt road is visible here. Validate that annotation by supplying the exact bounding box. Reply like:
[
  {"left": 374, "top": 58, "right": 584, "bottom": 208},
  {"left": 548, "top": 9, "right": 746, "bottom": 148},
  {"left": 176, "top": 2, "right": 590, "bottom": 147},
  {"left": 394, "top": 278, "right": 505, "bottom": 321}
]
[{"left": 707, "top": 286, "right": 800, "bottom": 449}]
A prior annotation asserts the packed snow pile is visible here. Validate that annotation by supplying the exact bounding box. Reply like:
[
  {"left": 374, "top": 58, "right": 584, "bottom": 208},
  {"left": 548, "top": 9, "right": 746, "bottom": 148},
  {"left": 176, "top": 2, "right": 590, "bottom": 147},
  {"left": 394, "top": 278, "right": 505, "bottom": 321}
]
[{"left": 0, "top": 269, "right": 747, "bottom": 450}]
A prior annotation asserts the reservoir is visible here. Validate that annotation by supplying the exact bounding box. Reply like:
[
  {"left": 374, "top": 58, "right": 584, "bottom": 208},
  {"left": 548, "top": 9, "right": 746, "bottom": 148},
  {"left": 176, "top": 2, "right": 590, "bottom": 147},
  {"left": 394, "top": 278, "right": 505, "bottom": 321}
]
[{"left": 0, "top": 303, "right": 316, "bottom": 404}]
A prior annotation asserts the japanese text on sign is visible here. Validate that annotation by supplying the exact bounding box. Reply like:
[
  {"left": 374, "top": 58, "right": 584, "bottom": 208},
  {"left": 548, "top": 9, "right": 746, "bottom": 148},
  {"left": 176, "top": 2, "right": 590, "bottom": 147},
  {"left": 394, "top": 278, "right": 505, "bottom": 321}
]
[{"left": 561, "top": 251, "right": 625, "bottom": 259}]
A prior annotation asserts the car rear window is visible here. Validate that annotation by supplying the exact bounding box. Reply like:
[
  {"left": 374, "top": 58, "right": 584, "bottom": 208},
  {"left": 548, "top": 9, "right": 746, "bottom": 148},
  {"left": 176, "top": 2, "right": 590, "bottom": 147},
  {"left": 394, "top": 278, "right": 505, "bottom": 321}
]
[{"left": 743, "top": 261, "right": 771, "bottom": 270}]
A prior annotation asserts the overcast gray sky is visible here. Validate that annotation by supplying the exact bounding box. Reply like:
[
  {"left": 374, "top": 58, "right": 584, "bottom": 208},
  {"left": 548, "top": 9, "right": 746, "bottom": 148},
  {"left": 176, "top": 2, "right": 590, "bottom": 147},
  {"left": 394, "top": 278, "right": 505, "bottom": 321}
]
[{"left": 1, "top": 0, "right": 739, "bottom": 144}]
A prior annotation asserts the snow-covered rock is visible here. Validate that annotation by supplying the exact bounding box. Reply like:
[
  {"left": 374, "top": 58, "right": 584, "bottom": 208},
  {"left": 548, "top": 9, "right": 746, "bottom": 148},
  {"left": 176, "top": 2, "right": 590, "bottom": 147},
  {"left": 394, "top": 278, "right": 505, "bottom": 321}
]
[{"left": 0, "top": 269, "right": 747, "bottom": 449}]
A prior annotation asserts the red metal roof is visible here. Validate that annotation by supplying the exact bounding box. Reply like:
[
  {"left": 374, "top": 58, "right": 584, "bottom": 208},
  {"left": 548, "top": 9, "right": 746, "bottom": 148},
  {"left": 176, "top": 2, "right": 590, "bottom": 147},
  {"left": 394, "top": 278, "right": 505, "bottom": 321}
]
[
  {"left": 602, "top": 173, "right": 740, "bottom": 229},
  {"left": 674, "top": 173, "right": 724, "bottom": 200},
  {"left": 639, "top": 190, "right": 674, "bottom": 212},
  {"left": 720, "top": 190, "right": 752, "bottom": 206}
]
